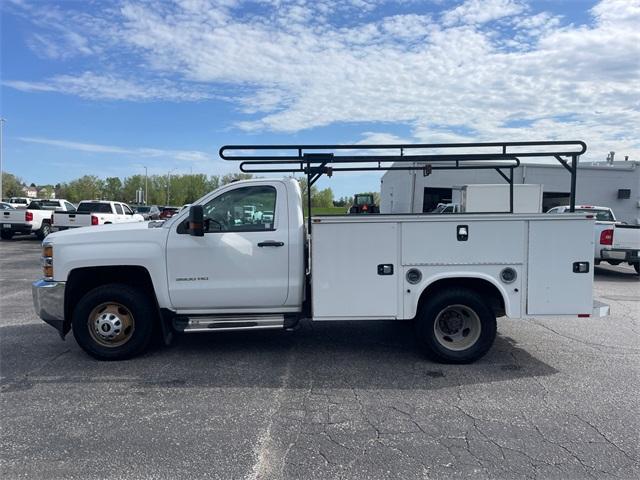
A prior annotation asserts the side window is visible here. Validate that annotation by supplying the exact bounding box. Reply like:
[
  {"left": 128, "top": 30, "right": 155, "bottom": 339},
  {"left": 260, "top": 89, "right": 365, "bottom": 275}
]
[
  {"left": 202, "top": 185, "right": 277, "bottom": 232},
  {"left": 114, "top": 204, "right": 124, "bottom": 215},
  {"left": 123, "top": 204, "right": 134, "bottom": 215}
]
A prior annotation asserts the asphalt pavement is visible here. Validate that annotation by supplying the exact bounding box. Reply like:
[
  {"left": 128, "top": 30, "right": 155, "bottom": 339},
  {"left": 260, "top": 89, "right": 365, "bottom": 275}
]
[{"left": 1, "top": 237, "right": 638, "bottom": 479}]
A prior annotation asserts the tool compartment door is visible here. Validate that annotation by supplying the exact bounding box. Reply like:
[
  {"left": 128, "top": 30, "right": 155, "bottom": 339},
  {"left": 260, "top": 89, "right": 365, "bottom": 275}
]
[
  {"left": 527, "top": 219, "right": 594, "bottom": 315},
  {"left": 311, "top": 221, "right": 399, "bottom": 319}
]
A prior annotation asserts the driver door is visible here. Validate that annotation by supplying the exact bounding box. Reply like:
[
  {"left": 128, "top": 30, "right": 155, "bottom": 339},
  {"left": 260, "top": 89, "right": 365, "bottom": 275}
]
[{"left": 166, "top": 182, "right": 289, "bottom": 310}]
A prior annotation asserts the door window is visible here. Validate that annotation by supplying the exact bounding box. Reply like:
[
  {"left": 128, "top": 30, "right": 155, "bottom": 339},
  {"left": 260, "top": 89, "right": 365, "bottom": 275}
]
[
  {"left": 202, "top": 186, "right": 277, "bottom": 232},
  {"left": 114, "top": 204, "right": 124, "bottom": 215},
  {"left": 123, "top": 204, "right": 134, "bottom": 215}
]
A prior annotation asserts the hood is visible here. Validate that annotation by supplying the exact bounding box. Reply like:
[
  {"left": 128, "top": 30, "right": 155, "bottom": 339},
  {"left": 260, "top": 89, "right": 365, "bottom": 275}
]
[{"left": 46, "top": 221, "right": 164, "bottom": 244}]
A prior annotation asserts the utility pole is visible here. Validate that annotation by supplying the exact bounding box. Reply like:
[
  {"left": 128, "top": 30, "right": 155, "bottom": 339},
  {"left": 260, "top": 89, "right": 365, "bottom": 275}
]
[
  {"left": 0, "top": 118, "right": 5, "bottom": 201},
  {"left": 166, "top": 168, "right": 175, "bottom": 205},
  {"left": 144, "top": 166, "right": 148, "bottom": 205}
]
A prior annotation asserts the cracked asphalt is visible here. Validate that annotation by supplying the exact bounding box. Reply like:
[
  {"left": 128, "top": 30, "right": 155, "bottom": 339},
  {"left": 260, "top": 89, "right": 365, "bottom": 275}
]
[{"left": 1, "top": 238, "right": 639, "bottom": 479}]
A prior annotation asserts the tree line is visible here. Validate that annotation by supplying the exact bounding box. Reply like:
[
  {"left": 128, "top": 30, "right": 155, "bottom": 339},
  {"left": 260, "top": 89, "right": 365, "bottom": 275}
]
[
  {"left": 3, "top": 171, "right": 379, "bottom": 208},
  {"left": 2, "top": 171, "right": 252, "bottom": 206}
]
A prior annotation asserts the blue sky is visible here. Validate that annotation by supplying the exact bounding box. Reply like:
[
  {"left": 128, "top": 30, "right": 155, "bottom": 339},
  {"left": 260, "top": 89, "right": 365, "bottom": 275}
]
[{"left": 1, "top": 0, "right": 639, "bottom": 198}]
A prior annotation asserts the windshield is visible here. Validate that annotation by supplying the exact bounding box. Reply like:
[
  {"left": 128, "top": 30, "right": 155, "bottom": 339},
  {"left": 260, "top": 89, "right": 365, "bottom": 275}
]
[
  {"left": 575, "top": 208, "right": 614, "bottom": 222},
  {"left": 77, "top": 202, "right": 112, "bottom": 213},
  {"left": 355, "top": 195, "right": 373, "bottom": 205}
]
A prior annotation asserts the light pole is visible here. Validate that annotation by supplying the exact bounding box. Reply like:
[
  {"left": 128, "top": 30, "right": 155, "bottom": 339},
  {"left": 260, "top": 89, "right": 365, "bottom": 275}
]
[
  {"left": 0, "top": 118, "right": 5, "bottom": 201},
  {"left": 144, "top": 166, "right": 148, "bottom": 205},
  {"left": 166, "top": 168, "right": 176, "bottom": 205}
]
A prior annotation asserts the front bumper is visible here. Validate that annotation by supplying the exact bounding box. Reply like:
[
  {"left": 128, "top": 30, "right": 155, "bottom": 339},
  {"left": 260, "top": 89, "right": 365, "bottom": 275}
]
[
  {"left": 601, "top": 248, "right": 640, "bottom": 263},
  {"left": 32, "top": 279, "right": 66, "bottom": 337}
]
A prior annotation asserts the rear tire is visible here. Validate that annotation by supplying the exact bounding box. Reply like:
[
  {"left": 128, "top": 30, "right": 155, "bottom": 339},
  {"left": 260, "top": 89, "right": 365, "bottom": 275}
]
[
  {"left": 36, "top": 222, "right": 51, "bottom": 240},
  {"left": 415, "top": 288, "right": 497, "bottom": 364},
  {"left": 0, "top": 230, "right": 13, "bottom": 240},
  {"left": 72, "top": 284, "right": 156, "bottom": 360}
]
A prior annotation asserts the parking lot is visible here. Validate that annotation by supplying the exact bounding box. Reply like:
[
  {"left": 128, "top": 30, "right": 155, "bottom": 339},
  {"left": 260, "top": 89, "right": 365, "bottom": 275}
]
[{"left": 0, "top": 237, "right": 638, "bottom": 480}]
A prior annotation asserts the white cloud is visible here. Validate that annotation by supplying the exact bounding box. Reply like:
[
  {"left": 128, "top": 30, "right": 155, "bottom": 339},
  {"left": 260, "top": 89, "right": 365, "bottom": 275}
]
[
  {"left": 5, "top": 0, "right": 640, "bottom": 162},
  {"left": 442, "top": 0, "right": 526, "bottom": 26},
  {"left": 18, "top": 137, "right": 212, "bottom": 163},
  {"left": 4, "top": 72, "right": 214, "bottom": 101}
]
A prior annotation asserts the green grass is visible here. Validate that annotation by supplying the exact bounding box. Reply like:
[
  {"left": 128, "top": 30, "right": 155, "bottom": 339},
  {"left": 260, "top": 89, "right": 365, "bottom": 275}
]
[{"left": 304, "top": 206, "right": 347, "bottom": 217}]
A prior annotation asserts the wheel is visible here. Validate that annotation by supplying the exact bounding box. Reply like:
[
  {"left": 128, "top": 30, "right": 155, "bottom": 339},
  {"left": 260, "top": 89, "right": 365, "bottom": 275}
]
[
  {"left": 634, "top": 263, "right": 639, "bottom": 275},
  {"left": 0, "top": 230, "right": 13, "bottom": 240},
  {"left": 36, "top": 222, "right": 51, "bottom": 240},
  {"left": 607, "top": 260, "right": 621, "bottom": 266},
  {"left": 415, "top": 288, "right": 497, "bottom": 364},
  {"left": 72, "top": 284, "right": 156, "bottom": 360}
]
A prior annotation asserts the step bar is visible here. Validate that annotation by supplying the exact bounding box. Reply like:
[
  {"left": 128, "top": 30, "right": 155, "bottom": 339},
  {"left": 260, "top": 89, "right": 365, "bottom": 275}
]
[{"left": 174, "top": 314, "right": 285, "bottom": 333}]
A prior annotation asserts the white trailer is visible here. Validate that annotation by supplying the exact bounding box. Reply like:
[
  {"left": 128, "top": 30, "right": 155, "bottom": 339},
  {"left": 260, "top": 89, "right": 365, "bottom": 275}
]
[{"left": 451, "top": 184, "right": 543, "bottom": 213}]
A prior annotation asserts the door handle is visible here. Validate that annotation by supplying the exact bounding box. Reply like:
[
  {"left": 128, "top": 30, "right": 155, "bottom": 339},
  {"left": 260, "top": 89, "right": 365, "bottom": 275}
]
[{"left": 257, "top": 241, "right": 284, "bottom": 247}]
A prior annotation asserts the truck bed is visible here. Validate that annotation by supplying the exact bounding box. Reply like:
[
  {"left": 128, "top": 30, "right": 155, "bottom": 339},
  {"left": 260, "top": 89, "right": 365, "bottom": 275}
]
[{"left": 310, "top": 213, "right": 595, "bottom": 320}]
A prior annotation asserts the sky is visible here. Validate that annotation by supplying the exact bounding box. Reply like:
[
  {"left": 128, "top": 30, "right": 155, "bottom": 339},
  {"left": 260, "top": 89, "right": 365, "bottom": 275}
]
[{"left": 1, "top": 0, "right": 639, "bottom": 198}]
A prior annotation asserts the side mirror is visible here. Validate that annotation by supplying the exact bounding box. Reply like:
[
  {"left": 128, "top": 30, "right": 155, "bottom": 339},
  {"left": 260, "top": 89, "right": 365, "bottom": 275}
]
[{"left": 189, "top": 205, "right": 204, "bottom": 236}]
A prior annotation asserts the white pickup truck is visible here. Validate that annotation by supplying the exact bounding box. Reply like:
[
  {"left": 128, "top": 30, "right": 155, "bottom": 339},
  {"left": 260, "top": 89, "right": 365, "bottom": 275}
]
[
  {"left": 0, "top": 199, "right": 76, "bottom": 240},
  {"left": 52, "top": 200, "right": 144, "bottom": 230},
  {"left": 7, "top": 197, "right": 36, "bottom": 209},
  {"left": 548, "top": 205, "right": 640, "bottom": 274},
  {"left": 33, "top": 155, "right": 609, "bottom": 363}
]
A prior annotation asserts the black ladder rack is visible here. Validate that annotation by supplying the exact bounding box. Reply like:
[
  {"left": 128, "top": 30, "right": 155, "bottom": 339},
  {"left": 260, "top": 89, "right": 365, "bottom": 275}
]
[{"left": 219, "top": 140, "right": 586, "bottom": 233}]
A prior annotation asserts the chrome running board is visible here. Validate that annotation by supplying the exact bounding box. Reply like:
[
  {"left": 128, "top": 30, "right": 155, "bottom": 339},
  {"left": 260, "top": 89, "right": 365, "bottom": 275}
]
[{"left": 174, "top": 314, "right": 285, "bottom": 333}]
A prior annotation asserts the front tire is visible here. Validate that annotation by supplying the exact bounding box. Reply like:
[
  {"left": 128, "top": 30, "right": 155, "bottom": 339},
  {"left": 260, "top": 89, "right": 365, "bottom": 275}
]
[
  {"left": 72, "top": 284, "right": 156, "bottom": 360},
  {"left": 415, "top": 288, "right": 497, "bottom": 364}
]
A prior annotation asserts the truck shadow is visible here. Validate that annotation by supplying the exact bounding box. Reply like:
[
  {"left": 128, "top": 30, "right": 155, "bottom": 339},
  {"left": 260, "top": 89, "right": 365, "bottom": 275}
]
[
  {"left": 0, "top": 235, "right": 40, "bottom": 242},
  {"left": 594, "top": 265, "right": 639, "bottom": 281},
  {"left": 1, "top": 320, "right": 557, "bottom": 393}
]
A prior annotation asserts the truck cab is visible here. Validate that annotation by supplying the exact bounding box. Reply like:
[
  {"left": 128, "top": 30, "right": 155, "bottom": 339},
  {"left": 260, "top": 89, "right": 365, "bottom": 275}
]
[{"left": 166, "top": 179, "right": 305, "bottom": 312}]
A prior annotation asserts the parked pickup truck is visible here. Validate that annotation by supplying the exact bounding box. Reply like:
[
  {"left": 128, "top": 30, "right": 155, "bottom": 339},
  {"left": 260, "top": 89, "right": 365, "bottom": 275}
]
[
  {"left": 7, "top": 197, "right": 37, "bottom": 209},
  {"left": 33, "top": 177, "right": 608, "bottom": 363},
  {"left": 53, "top": 200, "right": 144, "bottom": 230},
  {"left": 0, "top": 199, "right": 75, "bottom": 240},
  {"left": 548, "top": 205, "right": 640, "bottom": 274}
]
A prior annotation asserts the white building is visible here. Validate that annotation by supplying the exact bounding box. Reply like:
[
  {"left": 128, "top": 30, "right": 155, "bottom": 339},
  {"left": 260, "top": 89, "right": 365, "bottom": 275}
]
[
  {"left": 381, "top": 160, "right": 640, "bottom": 225},
  {"left": 22, "top": 186, "right": 38, "bottom": 198}
]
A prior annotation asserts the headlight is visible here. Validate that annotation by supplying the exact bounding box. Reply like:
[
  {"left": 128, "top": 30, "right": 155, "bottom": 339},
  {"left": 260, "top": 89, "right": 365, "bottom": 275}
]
[{"left": 42, "top": 244, "right": 53, "bottom": 280}]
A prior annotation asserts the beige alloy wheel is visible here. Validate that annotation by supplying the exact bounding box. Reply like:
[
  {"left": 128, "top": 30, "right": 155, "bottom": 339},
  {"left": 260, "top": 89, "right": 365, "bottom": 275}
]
[
  {"left": 87, "top": 302, "right": 135, "bottom": 348},
  {"left": 433, "top": 304, "right": 482, "bottom": 352}
]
